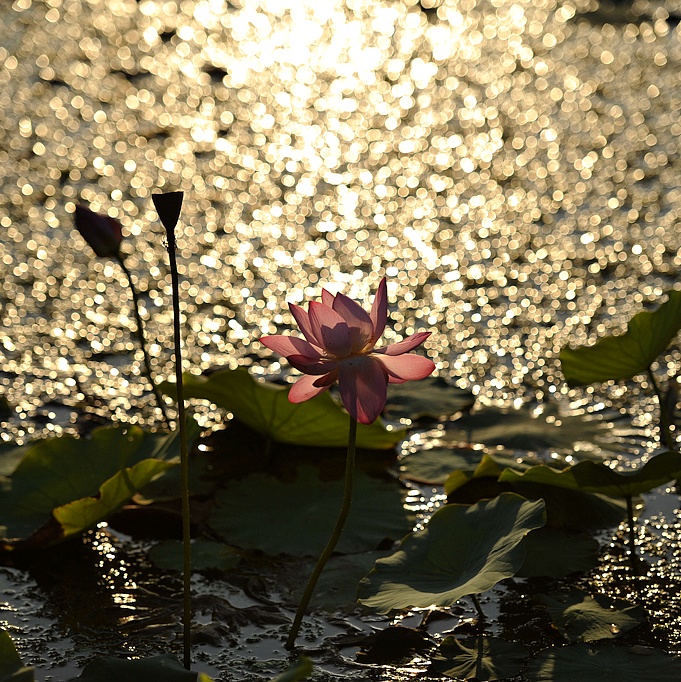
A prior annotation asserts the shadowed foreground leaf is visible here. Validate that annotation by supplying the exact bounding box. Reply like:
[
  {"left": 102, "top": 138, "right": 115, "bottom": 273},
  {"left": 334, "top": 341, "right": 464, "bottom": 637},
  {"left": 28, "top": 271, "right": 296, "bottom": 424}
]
[
  {"left": 383, "top": 377, "right": 474, "bottom": 421},
  {"left": 429, "top": 636, "right": 528, "bottom": 680},
  {"left": 357, "top": 493, "right": 545, "bottom": 612},
  {"left": 70, "top": 654, "right": 211, "bottom": 681},
  {"left": 526, "top": 643, "right": 681, "bottom": 681},
  {"left": 161, "top": 368, "right": 404, "bottom": 449},
  {"left": 516, "top": 527, "right": 600, "bottom": 578},
  {"left": 560, "top": 290, "right": 681, "bottom": 386},
  {"left": 0, "top": 630, "right": 34, "bottom": 682}
]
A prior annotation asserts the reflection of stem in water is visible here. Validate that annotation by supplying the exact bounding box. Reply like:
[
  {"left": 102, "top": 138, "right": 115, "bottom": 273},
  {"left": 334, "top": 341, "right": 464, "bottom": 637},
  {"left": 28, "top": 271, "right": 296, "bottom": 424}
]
[
  {"left": 286, "top": 416, "right": 358, "bottom": 650},
  {"left": 626, "top": 495, "right": 640, "bottom": 575},
  {"left": 475, "top": 634, "right": 484, "bottom": 679},
  {"left": 115, "top": 253, "right": 170, "bottom": 428},
  {"left": 647, "top": 367, "right": 674, "bottom": 450}
]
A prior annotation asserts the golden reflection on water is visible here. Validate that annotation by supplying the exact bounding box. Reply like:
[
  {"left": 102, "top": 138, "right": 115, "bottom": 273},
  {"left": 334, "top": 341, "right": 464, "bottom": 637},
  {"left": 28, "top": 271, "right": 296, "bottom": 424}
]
[{"left": 0, "top": 0, "right": 679, "bottom": 441}]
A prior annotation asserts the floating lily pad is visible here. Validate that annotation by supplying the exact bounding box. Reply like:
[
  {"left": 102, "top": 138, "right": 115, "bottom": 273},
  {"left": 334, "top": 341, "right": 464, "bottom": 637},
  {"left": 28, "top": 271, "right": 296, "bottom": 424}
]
[
  {"left": 0, "top": 631, "right": 33, "bottom": 682},
  {"left": 149, "top": 539, "right": 241, "bottom": 572},
  {"left": 208, "top": 467, "right": 413, "bottom": 556},
  {"left": 0, "top": 423, "right": 198, "bottom": 546},
  {"left": 526, "top": 643, "right": 681, "bottom": 681},
  {"left": 444, "top": 404, "right": 639, "bottom": 455},
  {"left": 429, "top": 636, "right": 528, "bottom": 680},
  {"left": 161, "top": 368, "right": 404, "bottom": 449},
  {"left": 400, "top": 447, "right": 488, "bottom": 485},
  {"left": 444, "top": 453, "right": 529, "bottom": 496},
  {"left": 445, "top": 455, "right": 627, "bottom": 531},
  {"left": 71, "top": 654, "right": 212, "bottom": 681},
  {"left": 560, "top": 290, "right": 681, "bottom": 386},
  {"left": 537, "top": 589, "right": 645, "bottom": 642},
  {"left": 500, "top": 451, "right": 681, "bottom": 498},
  {"left": 357, "top": 493, "right": 545, "bottom": 612},
  {"left": 383, "top": 377, "right": 474, "bottom": 421},
  {"left": 517, "top": 528, "right": 600, "bottom": 579}
]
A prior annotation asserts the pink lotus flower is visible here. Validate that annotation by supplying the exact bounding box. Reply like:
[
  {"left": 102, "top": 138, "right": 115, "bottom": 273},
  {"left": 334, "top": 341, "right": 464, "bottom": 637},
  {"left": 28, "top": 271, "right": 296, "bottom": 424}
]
[
  {"left": 74, "top": 204, "right": 123, "bottom": 258},
  {"left": 261, "top": 278, "right": 435, "bottom": 424}
]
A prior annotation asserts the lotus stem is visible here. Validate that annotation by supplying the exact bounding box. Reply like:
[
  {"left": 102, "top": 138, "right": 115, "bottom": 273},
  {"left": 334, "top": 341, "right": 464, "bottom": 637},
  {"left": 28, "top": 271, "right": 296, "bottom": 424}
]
[
  {"left": 647, "top": 367, "right": 674, "bottom": 450},
  {"left": 165, "top": 224, "right": 192, "bottom": 669},
  {"left": 471, "top": 594, "right": 485, "bottom": 622},
  {"left": 115, "top": 253, "right": 170, "bottom": 428},
  {"left": 286, "top": 416, "right": 358, "bottom": 650}
]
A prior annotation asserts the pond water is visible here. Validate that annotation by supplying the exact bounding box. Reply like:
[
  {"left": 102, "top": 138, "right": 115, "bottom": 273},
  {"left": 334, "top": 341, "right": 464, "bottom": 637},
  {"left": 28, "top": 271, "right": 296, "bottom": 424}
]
[{"left": 1, "top": 0, "right": 680, "bottom": 679}]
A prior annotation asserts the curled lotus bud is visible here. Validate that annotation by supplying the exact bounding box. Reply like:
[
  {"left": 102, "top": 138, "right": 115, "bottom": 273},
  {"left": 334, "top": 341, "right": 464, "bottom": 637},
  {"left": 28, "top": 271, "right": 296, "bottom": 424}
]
[{"left": 74, "top": 204, "right": 123, "bottom": 258}]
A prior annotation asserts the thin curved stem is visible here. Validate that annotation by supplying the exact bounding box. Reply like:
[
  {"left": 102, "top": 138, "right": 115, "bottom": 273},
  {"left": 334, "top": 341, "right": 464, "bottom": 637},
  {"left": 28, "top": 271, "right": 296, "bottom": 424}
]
[
  {"left": 166, "top": 236, "right": 192, "bottom": 669},
  {"left": 286, "top": 417, "right": 358, "bottom": 650},
  {"left": 116, "top": 254, "right": 170, "bottom": 428}
]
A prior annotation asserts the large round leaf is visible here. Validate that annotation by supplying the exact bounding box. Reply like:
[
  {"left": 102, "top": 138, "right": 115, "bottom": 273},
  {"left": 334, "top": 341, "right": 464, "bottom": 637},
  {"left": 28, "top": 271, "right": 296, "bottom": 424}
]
[
  {"left": 526, "top": 643, "right": 681, "bottom": 681},
  {"left": 560, "top": 290, "right": 681, "bottom": 386},
  {"left": 500, "top": 451, "right": 681, "bottom": 498},
  {"left": 161, "top": 368, "right": 404, "bottom": 449},
  {"left": 208, "top": 467, "right": 413, "bottom": 556},
  {"left": 443, "top": 404, "right": 639, "bottom": 455},
  {"left": 429, "top": 636, "right": 528, "bottom": 680},
  {"left": 383, "top": 377, "right": 474, "bottom": 421},
  {"left": 356, "top": 493, "right": 545, "bottom": 612},
  {"left": 537, "top": 589, "right": 645, "bottom": 642},
  {"left": 400, "top": 447, "right": 488, "bottom": 485}
]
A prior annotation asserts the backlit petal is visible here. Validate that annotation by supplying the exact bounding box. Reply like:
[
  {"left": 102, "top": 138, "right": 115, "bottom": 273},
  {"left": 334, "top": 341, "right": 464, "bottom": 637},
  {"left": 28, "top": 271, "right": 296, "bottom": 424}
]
[
  {"left": 308, "top": 301, "right": 352, "bottom": 357},
  {"left": 338, "top": 356, "right": 388, "bottom": 424},
  {"left": 321, "top": 289, "right": 335, "bottom": 307},
  {"left": 370, "top": 277, "right": 388, "bottom": 344},
  {"left": 380, "top": 332, "right": 431, "bottom": 356},
  {"left": 288, "top": 374, "right": 330, "bottom": 403},
  {"left": 260, "top": 335, "right": 321, "bottom": 359},
  {"left": 374, "top": 353, "right": 435, "bottom": 382},
  {"left": 290, "top": 303, "right": 321, "bottom": 346},
  {"left": 314, "top": 368, "right": 338, "bottom": 387},
  {"left": 288, "top": 355, "right": 338, "bottom": 375},
  {"left": 332, "top": 292, "right": 373, "bottom": 352}
]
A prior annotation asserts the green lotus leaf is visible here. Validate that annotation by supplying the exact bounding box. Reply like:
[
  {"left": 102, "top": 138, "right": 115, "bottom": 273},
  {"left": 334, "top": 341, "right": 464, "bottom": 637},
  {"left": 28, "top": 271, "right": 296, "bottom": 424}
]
[
  {"left": 445, "top": 455, "right": 627, "bottom": 531},
  {"left": 208, "top": 466, "right": 413, "bottom": 556},
  {"left": 526, "top": 643, "right": 681, "bottom": 681},
  {"left": 517, "top": 528, "right": 600, "bottom": 579},
  {"left": 500, "top": 451, "right": 681, "bottom": 498},
  {"left": 444, "top": 404, "right": 641, "bottom": 456},
  {"left": 356, "top": 493, "right": 545, "bottom": 612},
  {"left": 0, "top": 631, "right": 33, "bottom": 682},
  {"left": 269, "top": 657, "right": 312, "bottom": 682},
  {"left": 560, "top": 290, "right": 681, "bottom": 386},
  {"left": 0, "top": 422, "right": 199, "bottom": 544},
  {"left": 400, "top": 447, "right": 489, "bottom": 485},
  {"left": 70, "top": 654, "right": 212, "bottom": 681},
  {"left": 383, "top": 377, "right": 474, "bottom": 421},
  {"left": 149, "top": 539, "right": 241, "bottom": 572},
  {"left": 537, "top": 589, "right": 645, "bottom": 642},
  {"left": 160, "top": 368, "right": 404, "bottom": 449},
  {"left": 429, "top": 636, "right": 528, "bottom": 680}
]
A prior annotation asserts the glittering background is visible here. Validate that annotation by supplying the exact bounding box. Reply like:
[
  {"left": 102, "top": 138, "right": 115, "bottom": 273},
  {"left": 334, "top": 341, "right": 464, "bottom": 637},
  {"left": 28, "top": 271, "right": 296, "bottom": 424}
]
[{"left": 0, "top": 0, "right": 680, "bottom": 439}]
